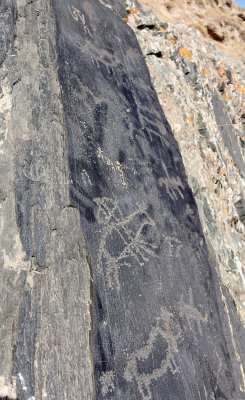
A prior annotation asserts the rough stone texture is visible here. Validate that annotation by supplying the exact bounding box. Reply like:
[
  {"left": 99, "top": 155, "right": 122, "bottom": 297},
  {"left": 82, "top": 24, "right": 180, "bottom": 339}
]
[
  {"left": 0, "top": 1, "right": 92, "bottom": 398},
  {"left": 126, "top": 1, "right": 245, "bottom": 322},
  {"left": 54, "top": 0, "right": 245, "bottom": 399},
  {"left": 137, "top": 0, "right": 245, "bottom": 59},
  {"left": 0, "top": 0, "right": 245, "bottom": 399}
]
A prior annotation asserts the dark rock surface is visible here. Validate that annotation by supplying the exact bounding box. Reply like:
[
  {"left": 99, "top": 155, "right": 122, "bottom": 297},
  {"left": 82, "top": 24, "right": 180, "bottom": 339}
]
[
  {"left": 128, "top": 4, "right": 245, "bottom": 321},
  {"left": 0, "top": 0, "right": 245, "bottom": 399},
  {"left": 53, "top": 0, "right": 245, "bottom": 398}
]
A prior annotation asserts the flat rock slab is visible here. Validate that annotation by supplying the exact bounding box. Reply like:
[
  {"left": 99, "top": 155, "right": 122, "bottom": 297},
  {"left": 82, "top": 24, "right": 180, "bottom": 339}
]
[{"left": 52, "top": 1, "right": 245, "bottom": 399}]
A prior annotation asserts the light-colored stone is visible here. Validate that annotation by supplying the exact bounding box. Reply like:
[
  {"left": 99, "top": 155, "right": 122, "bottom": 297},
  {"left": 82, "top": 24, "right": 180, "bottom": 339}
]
[{"left": 137, "top": 0, "right": 245, "bottom": 59}]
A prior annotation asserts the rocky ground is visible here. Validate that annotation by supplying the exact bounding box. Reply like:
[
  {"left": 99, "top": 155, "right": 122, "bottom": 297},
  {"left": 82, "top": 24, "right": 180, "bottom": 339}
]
[
  {"left": 126, "top": 1, "right": 245, "bottom": 321},
  {"left": 136, "top": 0, "right": 245, "bottom": 59}
]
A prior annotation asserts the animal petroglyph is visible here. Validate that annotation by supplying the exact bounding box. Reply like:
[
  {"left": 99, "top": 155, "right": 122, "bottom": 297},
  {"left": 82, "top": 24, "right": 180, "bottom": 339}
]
[
  {"left": 124, "top": 314, "right": 180, "bottom": 400},
  {"left": 159, "top": 161, "right": 185, "bottom": 201},
  {"left": 179, "top": 288, "right": 208, "bottom": 335},
  {"left": 97, "top": 147, "right": 128, "bottom": 187},
  {"left": 95, "top": 197, "right": 159, "bottom": 289}
]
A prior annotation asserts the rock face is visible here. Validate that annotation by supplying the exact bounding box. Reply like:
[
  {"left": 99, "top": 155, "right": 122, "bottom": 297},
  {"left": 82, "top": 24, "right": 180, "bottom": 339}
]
[
  {"left": 0, "top": 1, "right": 92, "bottom": 398},
  {"left": 126, "top": 0, "right": 245, "bottom": 322},
  {"left": 137, "top": 0, "right": 245, "bottom": 59},
  {"left": 0, "top": 0, "right": 245, "bottom": 399}
]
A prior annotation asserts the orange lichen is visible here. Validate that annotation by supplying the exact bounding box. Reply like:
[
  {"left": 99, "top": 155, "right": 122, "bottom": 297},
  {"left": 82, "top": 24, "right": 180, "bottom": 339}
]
[
  {"left": 219, "top": 77, "right": 225, "bottom": 82},
  {"left": 161, "top": 27, "right": 166, "bottom": 32},
  {"left": 203, "top": 69, "right": 210, "bottom": 76},
  {"left": 234, "top": 81, "right": 245, "bottom": 94},
  {"left": 228, "top": 176, "right": 232, "bottom": 185},
  {"left": 128, "top": 7, "right": 138, "bottom": 15},
  {"left": 231, "top": 160, "right": 235, "bottom": 166},
  {"left": 179, "top": 47, "right": 192, "bottom": 60},
  {"left": 123, "top": 18, "right": 128, "bottom": 23},
  {"left": 222, "top": 91, "right": 230, "bottom": 100},
  {"left": 168, "top": 36, "right": 175, "bottom": 47},
  {"left": 207, "top": 48, "right": 211, "bottom": 54},
  {"left": 188, "top": 116, "right": 193, "bottom": 123},
  {"left": 224, "top": 207, "right": 227, "bottom": 213},
  {"left": 218, "top": 66, "right": 225, "bottom": 76},
  {"left": 222, "top": 168, "right": 226, "bottom": 175}
]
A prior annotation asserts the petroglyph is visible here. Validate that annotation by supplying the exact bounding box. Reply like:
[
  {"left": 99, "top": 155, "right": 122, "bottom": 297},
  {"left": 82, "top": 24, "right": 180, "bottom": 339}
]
[
  {"left": 68, "top": 5, "right": 84, "bottom": 23},
  {"left": 179, "top": 288, "right": 208, "bottom": 335},
  {"left": 97, "top": 0, "right": 113, "bottom": 10},
  {"left": 97, "top": 147, "right": 128, "bottom": 187},
  {"left": 100, "top": 370, "right": 115, "bottom": 396},
  {"left": 95, "top": 197, "right": 159, "bottom": 288},
  {"left": 166, "top": 235, "right": 183, "bottom": 258},
  {"left": 159, "top": 161, "right": 185, "bottom": 201},
  {"left": 124, "top": 313, "right": 180, "bottom": 400},
  {"left": 68, "top": 5, "right": 93, "bottom": 38}
]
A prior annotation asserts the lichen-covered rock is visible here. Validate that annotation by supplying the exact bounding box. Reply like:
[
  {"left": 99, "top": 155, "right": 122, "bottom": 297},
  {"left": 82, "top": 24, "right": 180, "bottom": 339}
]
[
  {"left": 137, "top": 0, "right": 245, "bottom": 59},
  {"left": 127, "top": 1, "right": 245, "bottom": 321}
]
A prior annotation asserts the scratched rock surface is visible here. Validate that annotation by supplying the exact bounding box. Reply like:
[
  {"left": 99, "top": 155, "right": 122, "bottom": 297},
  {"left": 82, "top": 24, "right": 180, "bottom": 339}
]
[
  {"left": 126, "top": 1, "right": 245, "bottom": 322},
  {"left": 54, "top": 0, "right": 245, "bottom": 399},
  {"left": 0, "top": 1, "right": 92, "bottom": 399},
  {"left": 0, "top": 0, "right": 245, "bottom": 399}
]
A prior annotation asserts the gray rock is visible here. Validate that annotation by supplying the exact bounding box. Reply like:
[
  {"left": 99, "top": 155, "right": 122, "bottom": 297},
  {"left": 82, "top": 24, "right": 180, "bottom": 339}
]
[
  {"left": 197, "top": 113, "right": 209, "bottom": 138},
  {"left": 0, "top": 0, "right": 245, "bottom": 399},
  {"left": 127, "top": 1, "right": 245, "bottom": 325},
  {"left": 0, "top": 1, "right": 92, "bottom": 398},
  {"left": 212, "top": 91, "right": 245, "bottom": 177},
  {"left": 234, "top": 194, "right": 245, "bottom": 225}
]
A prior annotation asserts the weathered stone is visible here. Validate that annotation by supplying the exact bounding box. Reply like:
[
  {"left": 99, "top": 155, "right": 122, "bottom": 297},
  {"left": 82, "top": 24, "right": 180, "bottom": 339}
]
[
  {"left": 234, "top": 193, "right": 245, "bottom": 225},
  {"left": 137, "top": 0, "right": 245, "bottom": 58},
  {"left": 197, "top": 113, "right": 209, "bottom": 138},
  {"left": 229, "top": 258, "right": 238, "bottom": 274},
  {"left": 127, "top": 1, "right": 245, "bottom": 323},
  {"left": 0, "top": 0, "right": 245, "bottom": 399},
  {"left": 0, "top": 1, "right": 92, "bottom": 398},
  {"left": 212, "top": 91, "right": 245, "bottom": 177}
]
